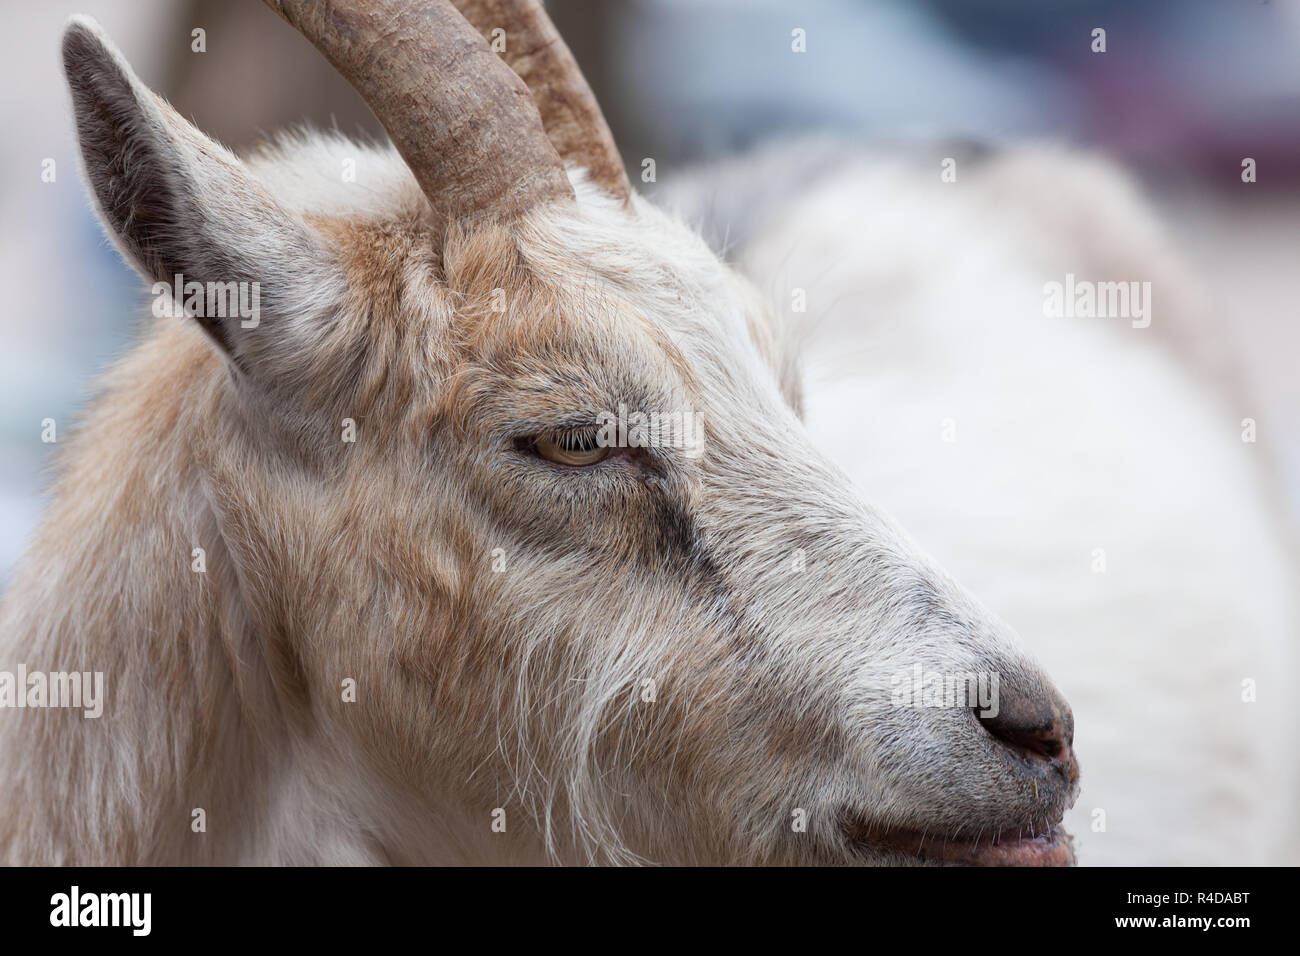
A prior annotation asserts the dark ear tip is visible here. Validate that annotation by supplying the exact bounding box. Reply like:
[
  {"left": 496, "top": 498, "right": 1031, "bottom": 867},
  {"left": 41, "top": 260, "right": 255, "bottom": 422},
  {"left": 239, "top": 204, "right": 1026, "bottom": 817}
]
[
  {"left": 62, "top": 15, "right": 102, "bottom": 57},
  {"left": 62, "top": 16, "right": 115, "bottom": 80},
  {"left": 62, "top": 16, "right": 141, "bottom": 122}
]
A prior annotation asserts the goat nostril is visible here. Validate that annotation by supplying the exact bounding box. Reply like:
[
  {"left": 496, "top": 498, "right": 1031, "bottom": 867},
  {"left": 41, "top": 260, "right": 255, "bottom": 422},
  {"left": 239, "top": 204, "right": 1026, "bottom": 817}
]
[{"left": 975, "top": 706, "right": 1071, "bottom": 764}]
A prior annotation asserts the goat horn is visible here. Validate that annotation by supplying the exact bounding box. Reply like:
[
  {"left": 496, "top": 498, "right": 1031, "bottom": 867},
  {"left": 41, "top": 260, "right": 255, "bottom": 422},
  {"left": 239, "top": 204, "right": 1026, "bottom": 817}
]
[
  {"left": 264, "top": 0, "right": 574, "bottom": 224},
  {"left": 451, "top": 0, "right": 631, "bottom": 201}
]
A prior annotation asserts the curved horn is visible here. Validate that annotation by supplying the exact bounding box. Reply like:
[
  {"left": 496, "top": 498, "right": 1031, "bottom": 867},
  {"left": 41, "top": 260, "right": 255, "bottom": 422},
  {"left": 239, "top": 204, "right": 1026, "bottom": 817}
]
[
  {"left": 452, "top": 0, "right": 631, "bottom": 201},
  {"left": 264, "top": 0, "right": 574, "bottom": 224}
]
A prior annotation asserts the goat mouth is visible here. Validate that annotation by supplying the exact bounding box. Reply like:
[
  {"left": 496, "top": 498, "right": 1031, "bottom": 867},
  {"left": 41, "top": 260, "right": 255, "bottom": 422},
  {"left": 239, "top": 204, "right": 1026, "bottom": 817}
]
[{"left": 844, "top": 820, "right": 1076, "bottom": 866}]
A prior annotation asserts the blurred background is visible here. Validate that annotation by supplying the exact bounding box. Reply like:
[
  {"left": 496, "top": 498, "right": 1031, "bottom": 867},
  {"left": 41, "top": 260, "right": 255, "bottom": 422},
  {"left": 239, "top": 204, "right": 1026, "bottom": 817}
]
[{"left": 2, "top": 0, "right": 1298, "bottom": 583}]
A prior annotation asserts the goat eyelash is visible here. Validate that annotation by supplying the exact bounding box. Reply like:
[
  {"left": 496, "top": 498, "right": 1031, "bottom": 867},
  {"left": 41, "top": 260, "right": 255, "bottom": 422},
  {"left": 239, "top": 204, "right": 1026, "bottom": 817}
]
[
  {"left": 548, "top": 428, "right": 602, "bottom": 453},
  {"left": 513, "top": 425, "right": 617, "bottom": 468}
]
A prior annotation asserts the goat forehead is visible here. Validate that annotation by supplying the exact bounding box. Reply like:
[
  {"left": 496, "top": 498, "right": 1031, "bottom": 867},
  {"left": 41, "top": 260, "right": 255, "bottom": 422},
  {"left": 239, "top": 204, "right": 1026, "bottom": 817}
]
[
  {"left": 514, "top": 215, "right": 777, "bottom": 381},
  {"left": 441, "top": 235, "right": 765, "bottom": 403},
  {"left": 249, "top": 141, "right": 781, "bottom": 413}
]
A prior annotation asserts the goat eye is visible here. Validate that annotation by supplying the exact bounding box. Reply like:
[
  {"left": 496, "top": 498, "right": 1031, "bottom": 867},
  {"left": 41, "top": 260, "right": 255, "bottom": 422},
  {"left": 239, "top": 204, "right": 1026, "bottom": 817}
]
[{"left": 534, "top": 429, "right": 610, "bottom": 467}]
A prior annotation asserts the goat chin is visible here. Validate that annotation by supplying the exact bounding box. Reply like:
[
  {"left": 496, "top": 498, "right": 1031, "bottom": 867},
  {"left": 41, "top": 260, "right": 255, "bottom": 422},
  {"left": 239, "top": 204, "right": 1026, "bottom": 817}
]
[{"left": 717, "top": 142, "right": 1300, "bottom": 866}]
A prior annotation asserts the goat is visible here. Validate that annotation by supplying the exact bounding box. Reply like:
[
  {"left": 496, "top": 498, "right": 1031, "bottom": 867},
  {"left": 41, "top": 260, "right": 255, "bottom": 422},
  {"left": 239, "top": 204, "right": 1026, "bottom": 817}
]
[{"left": 0, "top": 0, "right": 1079, "bottom": 865}]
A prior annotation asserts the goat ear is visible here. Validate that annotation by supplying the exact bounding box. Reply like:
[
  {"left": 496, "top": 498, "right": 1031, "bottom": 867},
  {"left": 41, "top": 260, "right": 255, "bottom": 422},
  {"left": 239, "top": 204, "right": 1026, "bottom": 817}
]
[{"left": 62, "top": 16, "right": 336, "bottom": 364}]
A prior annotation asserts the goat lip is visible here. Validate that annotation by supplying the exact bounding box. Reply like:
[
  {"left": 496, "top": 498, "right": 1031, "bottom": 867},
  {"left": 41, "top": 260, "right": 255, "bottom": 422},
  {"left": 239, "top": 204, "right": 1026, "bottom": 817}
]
[{"left": 847, "top": 822, "right": 1076, "bottom": 866}]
